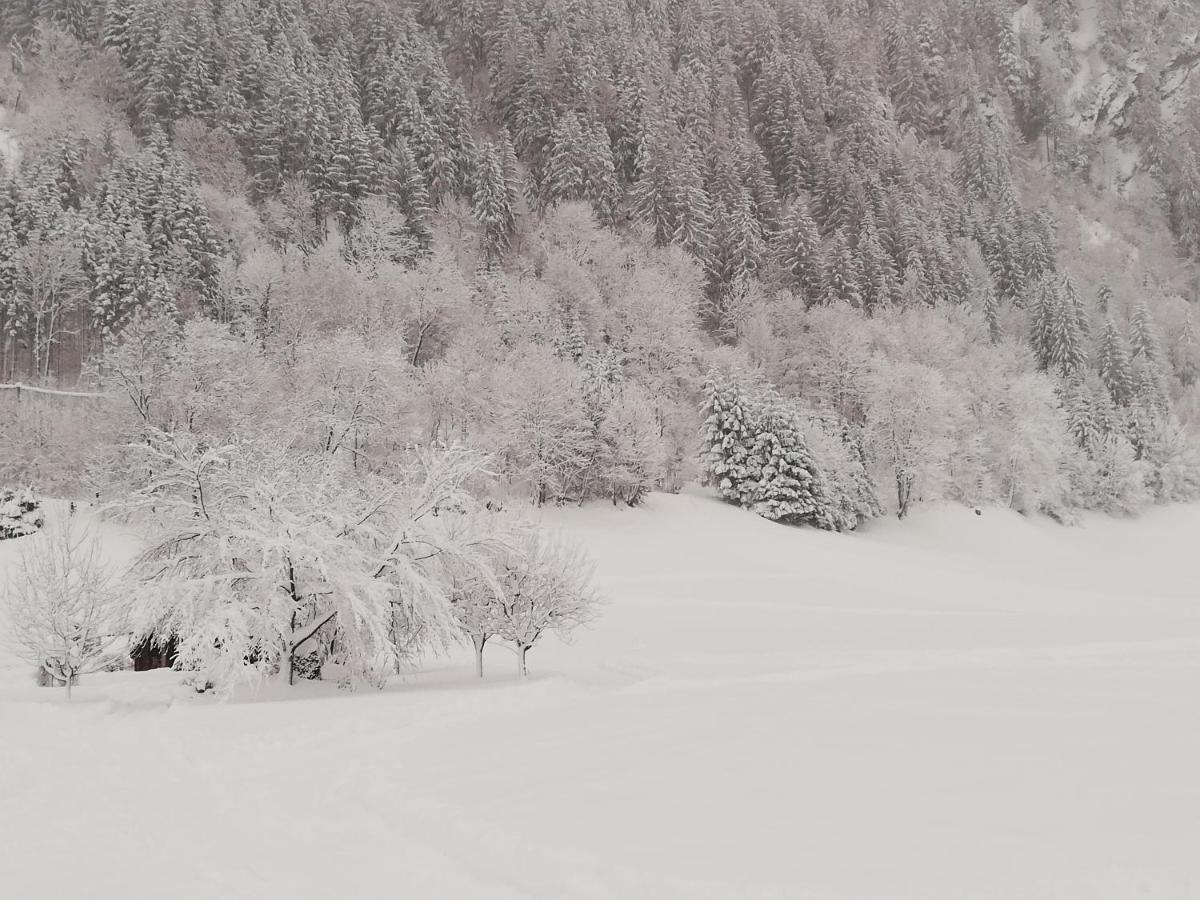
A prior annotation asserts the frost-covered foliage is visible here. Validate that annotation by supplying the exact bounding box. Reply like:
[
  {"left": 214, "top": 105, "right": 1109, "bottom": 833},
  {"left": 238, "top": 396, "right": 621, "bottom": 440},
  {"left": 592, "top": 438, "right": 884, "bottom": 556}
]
[
  {"left": 2, "top": 515, "right": 126, "bottom": 698},
  {"left": 452, "top": 526, "right": 600, "bottom": 677},
  {"left": 487, "top": 530, "right": 600, "bottom": 677},
  {"left": 115, "top": 430, "right": 508, "bottom": 693},
  {"left": 864, "top": 358, "right": 962, "bottom": 520},
  {"left": 3, "top": 0, "right": 1200, "bottom": 536},
  {"left": 0, "top": 487, "right": 43, "bottom": 540}
]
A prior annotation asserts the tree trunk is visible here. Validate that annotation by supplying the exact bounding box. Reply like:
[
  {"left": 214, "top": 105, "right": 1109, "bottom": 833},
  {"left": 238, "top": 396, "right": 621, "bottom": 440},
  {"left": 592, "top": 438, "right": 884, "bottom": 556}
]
[
  {"left": 517, "top": 644, "right": 528, "bottom": 678},
  {"left": 64, "top": 673, "right": 72, "bottom": 702},
  {"left": 472, "top": 634, "right": 487, "bottom": 678}
]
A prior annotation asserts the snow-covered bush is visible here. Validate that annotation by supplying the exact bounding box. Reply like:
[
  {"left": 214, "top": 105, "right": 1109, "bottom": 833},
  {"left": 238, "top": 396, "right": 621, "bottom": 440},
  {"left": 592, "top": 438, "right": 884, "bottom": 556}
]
[
  {"left": 2, "top": 517, "right": 127, "bottom": 699},
  {"left": 0, "top": 488, "right": 44, "bottom": 540}
]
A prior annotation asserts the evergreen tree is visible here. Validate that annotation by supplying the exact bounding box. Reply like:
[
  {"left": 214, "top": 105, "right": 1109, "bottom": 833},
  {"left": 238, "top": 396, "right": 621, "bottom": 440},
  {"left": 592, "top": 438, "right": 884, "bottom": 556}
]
[
  {"left": 1030, "top": 276, "right": 1086, "bottom": 378},
  {"left": 1060, "top": 375, "right": 1103, "bottom": 454},
  {"left": 775, "top": 200, "right": 823, "bottom": 302},
  {"left": 1129, "top": 301, "right": 1168, "bottom": 411},
  {"left": 747, "top": 405, "right": 827, "bottom": 526},
  {"left": 710, "top": 189, "right": 763, "bottom": 302},
  {"left": 856, "top": 216, "right": 896, "bottom": 312},
  {"left": 1098, "top": 318, "right": 1135, "bottom": 407},
  {"left": 381, "top": 139, "right": 433, "bottom": 254},
  {"left": 823, "top": 229, "right": 863, "bottom": 308},
  {"left": 701, "top": 370, "right": 834, "bottom": 529},
  {"left": 472, "top": 139, "right": 517, "bottom": 264}
]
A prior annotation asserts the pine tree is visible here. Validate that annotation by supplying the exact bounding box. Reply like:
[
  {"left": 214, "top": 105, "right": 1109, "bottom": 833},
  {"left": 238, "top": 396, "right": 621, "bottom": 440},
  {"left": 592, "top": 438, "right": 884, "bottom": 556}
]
[
  {"left": 471, "top": 139, "right": 517, "bottom": 264},
  {"left": 775, "top": 200, "right": 823, "bottom": 302},
  {"left": 711, "top": 190, "right": 763, "bottom": 302},
  {"left": 538, "top": 112, "right": 589, "bottom": 210},
  {"left": 956, "top": 89, "right": 1015, "bottom": 203},
  {"left": 884, "top": 17, "right": 931, "bottom": 135},
  {"left": 1060, "top": 375, "right": 1102, "bottom": 454},
  {"left": 1030, "top": 276, "right": 1086, "bottom": 378},
  {"left": 0, "top": 208, "right": 20, "bottom": 343},
  {"left": 1129, "top": 301, "right": 1168, "bottom": 411},
  {"left": 1098, "top": 318, "right": 1135, "bottom": 407},
  {"left": 1129, "top": 301, "right": 1161, "bottom": 366},
  {"left": 857, "top": 216, "right": 896, "bottom": 313},
  {"left": 747, "top": 405, "right": 827, "bottom": 526},
  {"left": 381, "top": 139, "right": 433, "bottom": 254},
  {"left": 701, "top": 369, "right": 758, "bottom": 502},
  {"left": 823, "top": 229, "right": 863, "bottom": 308},
  {"left": 701, "top": 370, "right": 833, "bottom": 529}
]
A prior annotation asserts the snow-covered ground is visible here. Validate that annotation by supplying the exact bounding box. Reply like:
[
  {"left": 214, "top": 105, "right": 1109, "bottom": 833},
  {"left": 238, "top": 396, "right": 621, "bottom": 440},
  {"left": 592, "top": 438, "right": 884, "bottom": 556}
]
[{"left": 2, "top": 492, "right": 1199, "bottom": 899}]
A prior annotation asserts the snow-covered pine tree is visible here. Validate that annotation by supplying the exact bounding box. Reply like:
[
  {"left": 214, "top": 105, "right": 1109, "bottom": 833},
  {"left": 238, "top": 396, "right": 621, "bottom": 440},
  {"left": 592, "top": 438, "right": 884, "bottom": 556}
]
[
  {"left": 701, "top": 369, "right": 758, "bottom": 505},
  {"left": 746, "top": 405, "right": 826, "bottom": 526},
  {"left": 1129, "top": 301, "right": 1168, "bottom": 411},
  {"left": 471, "top": 139, "right": 517, "bottom": 264},
  {"left": 701, "top": 370, "right": 835, "bottom": 529},
  {"left": 775, "top": 199, "right": 823, "bottom": 303},
  {"left": 823, "top": 228, "right": 863, "bottom": 307},
  {"left": 1098, "top": 318, "right": 1135, "bottom": 407}
]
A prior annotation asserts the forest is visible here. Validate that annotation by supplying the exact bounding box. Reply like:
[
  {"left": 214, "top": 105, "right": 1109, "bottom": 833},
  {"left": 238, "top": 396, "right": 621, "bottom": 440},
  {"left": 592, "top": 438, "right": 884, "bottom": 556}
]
[{"left": 2, "top": 0, "right": 1200, "bottom": 687}]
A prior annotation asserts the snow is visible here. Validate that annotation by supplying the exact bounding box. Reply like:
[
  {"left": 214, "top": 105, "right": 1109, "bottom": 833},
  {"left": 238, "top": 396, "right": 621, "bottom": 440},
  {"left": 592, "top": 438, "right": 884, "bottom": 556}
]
[
  {"left": 3, "top": 492, "right": 1200, "bottom": 898},
  {"left": 1081, "top": 215, "right": 1114, "bottom": 247},
  {"left": 0, "top": 105, "right": 19, "bottom": 174},
  {"left": 1066, "top": 1, "right": 1105, "bottom": 117}
]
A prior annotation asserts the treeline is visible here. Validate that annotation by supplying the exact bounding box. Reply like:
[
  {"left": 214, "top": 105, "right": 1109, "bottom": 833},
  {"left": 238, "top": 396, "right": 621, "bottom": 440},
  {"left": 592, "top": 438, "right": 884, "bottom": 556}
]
[
  {"left": 0, "top": 0, "right": 1198, "bottom": 523},
  {"left": 0, "top": 131, "right": 219, "bottom": 379}
]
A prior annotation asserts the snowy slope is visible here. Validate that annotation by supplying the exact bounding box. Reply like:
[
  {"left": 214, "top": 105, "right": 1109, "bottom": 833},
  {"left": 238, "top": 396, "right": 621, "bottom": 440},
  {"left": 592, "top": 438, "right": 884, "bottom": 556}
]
[{"left": 2, "top": 493, "right": 1199, "bottom": 899}]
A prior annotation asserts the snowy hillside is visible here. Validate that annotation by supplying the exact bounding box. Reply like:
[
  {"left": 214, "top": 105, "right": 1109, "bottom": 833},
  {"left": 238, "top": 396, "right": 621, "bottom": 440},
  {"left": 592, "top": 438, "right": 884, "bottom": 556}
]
[{"left": 2, "top": 493, "right": 1199, "bottom": 899}]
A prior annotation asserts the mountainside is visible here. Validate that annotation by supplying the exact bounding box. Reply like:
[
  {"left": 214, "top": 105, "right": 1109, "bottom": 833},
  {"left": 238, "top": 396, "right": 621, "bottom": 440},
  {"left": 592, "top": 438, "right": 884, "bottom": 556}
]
[
  {"left": 5, "top": 6, "right": 1200, "bottom": 886},
  {"left": 3, "top": 0, "right": 1200, "bottom": 524}
]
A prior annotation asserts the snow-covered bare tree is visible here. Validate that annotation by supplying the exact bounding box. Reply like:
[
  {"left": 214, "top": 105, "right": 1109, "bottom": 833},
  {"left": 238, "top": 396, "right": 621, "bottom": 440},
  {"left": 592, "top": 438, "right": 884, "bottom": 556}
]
[
  {"left": 2, "top": 516, "right": 127, "bottom": 699},
  {"left": 116, "top": 428, "right": 503, "bottom": 692},
  {"left": 490, "top": 529, "right": 600, "bottom": 677},
  {"left": 864, "top": 359, "right": 963, "bottom": 519}
]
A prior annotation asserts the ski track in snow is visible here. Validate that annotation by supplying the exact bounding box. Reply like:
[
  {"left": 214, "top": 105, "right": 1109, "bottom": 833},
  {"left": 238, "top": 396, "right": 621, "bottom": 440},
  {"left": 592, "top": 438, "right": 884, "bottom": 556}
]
[{"left": 2, "top": 493, "right": 1199, "bottom": 898}]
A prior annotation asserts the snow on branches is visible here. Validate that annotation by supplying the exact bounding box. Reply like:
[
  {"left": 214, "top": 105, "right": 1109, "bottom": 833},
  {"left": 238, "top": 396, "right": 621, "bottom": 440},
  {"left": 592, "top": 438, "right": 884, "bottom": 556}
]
[
  {"left": 0, "top": 487, "right": 43, "bottom": 540},
  {"left": 112, "top": 427, "right": 580, "bottom": 693},
  {"left": 702, "top": 369, "right": 862, "bottom": 531},
  {"left": 451, "top": 525, "right": 600, "bottom": 677},
  {"left": 2, "top": 515, "right": 127, "bottom": 699}
]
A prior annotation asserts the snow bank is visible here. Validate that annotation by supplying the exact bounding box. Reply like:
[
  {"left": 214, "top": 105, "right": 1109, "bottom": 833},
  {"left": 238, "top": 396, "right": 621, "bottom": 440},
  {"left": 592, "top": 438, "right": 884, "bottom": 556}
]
[{"left": 1, "top": 492, "right": 1198, "bottom": 898}]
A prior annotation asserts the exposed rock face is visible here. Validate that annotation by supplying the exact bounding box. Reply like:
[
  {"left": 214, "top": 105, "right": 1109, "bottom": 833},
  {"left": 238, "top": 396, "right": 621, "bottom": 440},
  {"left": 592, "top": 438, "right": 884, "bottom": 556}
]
[{"left": 1018, "top": 1, "right": 1200, "bottom": 198}]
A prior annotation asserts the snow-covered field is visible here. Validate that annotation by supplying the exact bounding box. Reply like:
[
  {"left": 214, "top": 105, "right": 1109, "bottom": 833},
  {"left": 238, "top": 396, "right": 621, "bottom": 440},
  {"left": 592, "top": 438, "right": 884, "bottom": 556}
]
[{"left": 2, "top": 492, "right": 1199, "bottom": 899}]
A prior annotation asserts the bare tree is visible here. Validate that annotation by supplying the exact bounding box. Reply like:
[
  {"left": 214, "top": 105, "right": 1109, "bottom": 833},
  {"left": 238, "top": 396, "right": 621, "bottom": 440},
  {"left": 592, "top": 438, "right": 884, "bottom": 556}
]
[
  {"left": 16, "top": 233, "right": 86, "bottom": 381},
  {"left": 3, "top": 516, "right": 126, "bottom": 699},
  {"left": 492, "top": 530, "right": 600, "bottom": 677}
]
